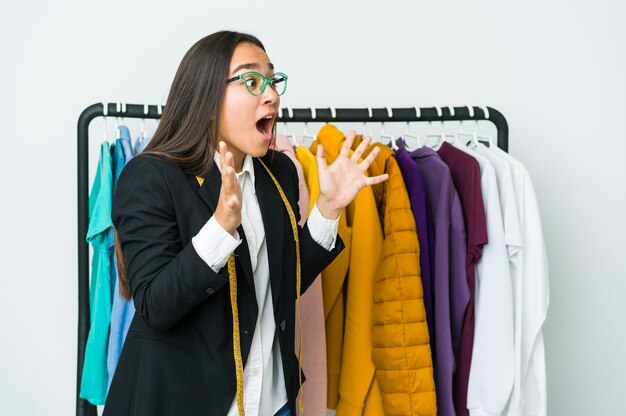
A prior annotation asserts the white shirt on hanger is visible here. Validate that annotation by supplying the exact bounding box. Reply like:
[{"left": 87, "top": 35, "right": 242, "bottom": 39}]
[
  {"left": 491, "top": 146, "right": 549, "bottom": 416},
  {"left": 475, "top": 143, "right": 523, "bottom": 263},
  {"left": 452, "top": 142, "right": 515, "bottom": 416},
  {"left": 192, "top": 153, "right": 339, "bottom": 416}
]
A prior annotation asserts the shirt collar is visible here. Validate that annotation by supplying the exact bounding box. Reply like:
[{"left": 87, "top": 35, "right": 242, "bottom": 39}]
[{"left": 213, "top": 151, "right": 256, "bottom": 187}]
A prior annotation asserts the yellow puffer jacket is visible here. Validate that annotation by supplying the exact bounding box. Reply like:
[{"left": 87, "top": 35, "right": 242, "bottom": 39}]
[{"left": 356, "top": 136, "right": 437, "bottom": 416}]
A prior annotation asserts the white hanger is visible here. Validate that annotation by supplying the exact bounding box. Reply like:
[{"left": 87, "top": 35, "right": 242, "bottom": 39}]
[
  {"left": 301, "top": 107, "right": 317, "bottom": 147},
  {"left": 425, "top": 106, "right": 455, "bottom": 149},
  {"left": 402, "top": 107, "right": 422, "bottom": 150},
  {"left": 113, "top": 102, "right": 122, "bottom": 141},
  {"left": 329, "top": 106, "right": 337, "bottom": 125},
  {"left": 279, "top": 108, "right": 297, "bottom": 147},
  {"left": 444, "top": 106, "right": 457, "bottom": 145},
  {"left": 402, "top": 107, "right": 421, "bottom": 150},
  {"left": 380, "top": 106, "right": 396, "bottom": 149},
  {"left": 476, "top": 106, "right": 494, "bottom": 148},
  {"left": 323, "top": 107, "right": 337, "bottom": 126},
  {"left": 362, "top": 107, "right": 373, "bottom": 140},
  {"left": 102, "top": 102, "right": 109, "bottom": 142},
  {"left": 285, "top": 108, "right": 299, "bottom": 146},
  {"left": 455, "top": 105, "right": 479, "bottom": 148},
  {"left": 282, "top": 118, "right": 298, "bottom": 148},
  {"left": 140, "top": 104, "right": 149, "bottom": 140}
]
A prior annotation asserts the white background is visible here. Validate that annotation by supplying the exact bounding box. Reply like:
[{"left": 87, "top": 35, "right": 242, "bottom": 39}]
[{"left": 1, "top": 0, "right": 625, "bottom": 415}]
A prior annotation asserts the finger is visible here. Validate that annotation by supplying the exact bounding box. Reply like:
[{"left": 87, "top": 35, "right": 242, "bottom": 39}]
[
  {"left": 364, "top": 173, "right": 389, "bottom": 186},
  {"left": 358, "top": 143, "right": 380, "bottom": 171},
  {"left": 222, "top": 164, "right": 240, "bottom": 199},
  {"left": 339, "top": 130, "right": 356, "bottom": 158},
  {"left": 351, "top": 135, "right": 373, "bottom": 162},
  {"left": 224, "top": 150, "right": 236, "bottom": 172},
  {"left": 315, "top": 143, "right": 329, "bottom": 171},
  {"left": 218, "top": 141, "right": 228, "bottom": 172}
]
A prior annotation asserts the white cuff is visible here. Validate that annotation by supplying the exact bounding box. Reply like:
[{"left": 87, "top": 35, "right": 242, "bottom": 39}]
[
  {"left": 192, "top": 216, "right": 241, "bottom": 273},
  {"left": 307, "top": 203, "right": 340, "bottom": 251}
]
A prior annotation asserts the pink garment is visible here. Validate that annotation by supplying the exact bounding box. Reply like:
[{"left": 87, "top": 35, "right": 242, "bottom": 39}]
[
  {"left": 271, "top": 135, "right": 327, "bottom": 415},
  {"left": 272, "top": 135, "right": 309, "bottom": 227}
]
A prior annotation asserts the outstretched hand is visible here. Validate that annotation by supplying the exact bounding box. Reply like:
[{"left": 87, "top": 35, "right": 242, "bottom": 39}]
[
  {"left": 214, "top": 141, "right": 242, "bottom": 235},
  {"left": 315, "top": 131, "right": 389, "bottom": 219}
]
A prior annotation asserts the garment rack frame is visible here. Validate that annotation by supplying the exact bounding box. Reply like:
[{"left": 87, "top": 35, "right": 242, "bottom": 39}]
[{"left": 76, "top": 103, "right": 509, "bottom": 416}]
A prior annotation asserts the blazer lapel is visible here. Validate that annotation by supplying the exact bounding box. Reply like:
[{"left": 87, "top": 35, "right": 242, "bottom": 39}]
[
  {"left": 196, "top": 166, "right": 256, "bottom": 297},
  {"left": 253, "top": 157, "right": 285, "bottom": 309}
]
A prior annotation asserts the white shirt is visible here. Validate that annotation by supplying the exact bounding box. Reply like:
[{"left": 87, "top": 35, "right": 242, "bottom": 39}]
[
  {"left": 191, "top": 153, "right": 339, "bottom": 416},
  {"left": 491, "top": 146, "right": 549, "bottom": 416},
  {"left": 453, "top": 143, "right": 515, "bottom": 416}
]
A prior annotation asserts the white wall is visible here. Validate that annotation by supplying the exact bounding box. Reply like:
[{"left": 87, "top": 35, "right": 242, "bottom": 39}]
[{"left": 1, "top": 0, "right": 624, "bottom": 414}]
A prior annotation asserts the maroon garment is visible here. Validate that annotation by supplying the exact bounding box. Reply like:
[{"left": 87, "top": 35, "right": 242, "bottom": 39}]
[{"left": 437, "top": 142, "right": 488, "bottom": 416}]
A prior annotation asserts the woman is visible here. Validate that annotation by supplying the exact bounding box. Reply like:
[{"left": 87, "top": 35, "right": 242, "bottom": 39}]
[{"left": 104, "top": 30, "right": 388, "bottom": 416}]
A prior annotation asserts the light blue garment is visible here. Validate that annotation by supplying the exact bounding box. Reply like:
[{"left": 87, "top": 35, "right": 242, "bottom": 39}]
[
  {"left": 133, "top": 134, "right": 150, "bottom": 155},
  {"left": 113, "top": 126, "right": 131, "bottom": 186},
  {"left": 107, "top": 126, "right": 137, "bottom": 391},
  {"left": 80, "top": 142, "right": 114, "bottom": 405}
]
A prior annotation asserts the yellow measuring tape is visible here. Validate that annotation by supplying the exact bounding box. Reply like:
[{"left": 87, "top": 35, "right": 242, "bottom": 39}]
[{"left": 196, "top": 157, "right": 303, "bottom": 415}]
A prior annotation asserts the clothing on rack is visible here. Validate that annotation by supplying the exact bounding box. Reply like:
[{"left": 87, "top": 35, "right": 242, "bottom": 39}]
[
  {"left": 365, "top": 139, "right": 437, "bottom": 416},
  {"left": 395, "top": 141, "right": 434, "bottom": 341},
  {"left": 451, "top": 144, "right": 514, "bottom": 416},
  {"left": 133, "top": 135, "right": 150, "bottom": 156},
  {"left": 408, "top": 145, "right": 469, "bottom": 416},
  {"left": 313, "top": 126, "right": 386, "bottom": 414},
  {"left": 272, "top": 135, "right": 328, "bottom": 416},
  {"left": 82, "top": 127, "right": 150, "bottom": 404},
  {"left": 436, "top": 141, "right": 488, "bottom": 416},
  {"left": 80, "top": 142, "right": 114, "bottom": 405},
  {"left": 491, "top": 146, "right": 549, "bottom": 416},
  {"left": 77, "top": 105, "right": 548, "bottom": 416},
  {"left": 107, "top": 126, "right": 136, "bottom": 391}
]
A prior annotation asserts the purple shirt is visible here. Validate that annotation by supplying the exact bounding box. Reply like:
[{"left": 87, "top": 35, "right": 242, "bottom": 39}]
[
  {"left": 410, "top": 146, "right": 469, "bottom": 416},
  {"left": 437, "top": 142, "right": 488, "bottom": 416},
  {"left": 395, "top": 139, "right": 434, "bottom": 335}
]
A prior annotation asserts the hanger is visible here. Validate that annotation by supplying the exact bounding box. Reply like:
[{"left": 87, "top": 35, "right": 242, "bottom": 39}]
[
  {"left": 402, "top": 106, "right": 421, "bottom": 150},
  {"left": 280, "top": 108, "right": 298, "bottom": 148},
  {"left": 359, "top": 107, "right": 371, "bottom": 141},
  {"left": 114, "top": 103, "right": 121, "bottom": 142},
  {"left": 301, "top": 107, "right": 317, "bottom": 147},
  {"left": 425, "top": 106, "right": 455, "bottom": 149},
  {"left": 140, "top": 104, "right": 149, "bottom": 140},
  {"left": 380, "top": 106, "right": 397, "bottom": 150},
  {"left": 102, "top": 102, "right": 109, "bottom": 143},
  {"left": 455, "top": 105, "right": 479, "bottom": 148},
  {"left": 476, "top": 106, "right": 494, "bottom": 147},
  {"left": 329, "top": 106, "right": 337, "bottom": 126}
]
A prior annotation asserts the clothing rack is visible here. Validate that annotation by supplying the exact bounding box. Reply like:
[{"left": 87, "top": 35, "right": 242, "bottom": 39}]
[{"left": 76, "top": 103, "right": 509, "bottom": 416}]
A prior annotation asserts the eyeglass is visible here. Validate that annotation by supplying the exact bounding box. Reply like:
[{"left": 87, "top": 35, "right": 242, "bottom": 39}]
[{"left": 226, "top": 71, "right": 288, "bottom": 96}]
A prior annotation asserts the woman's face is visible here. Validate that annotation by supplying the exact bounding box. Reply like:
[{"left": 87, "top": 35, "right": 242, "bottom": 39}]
[{"left": 218, "top": 42, "right": 279, "bottom": 171}]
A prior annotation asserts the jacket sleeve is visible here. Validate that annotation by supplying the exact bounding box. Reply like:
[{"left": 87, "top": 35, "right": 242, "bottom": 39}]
[{"left": 112, "top": 156, "right": 229, "bottom": 331}]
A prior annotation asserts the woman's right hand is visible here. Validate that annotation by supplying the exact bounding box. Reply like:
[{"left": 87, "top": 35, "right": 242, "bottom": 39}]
[{"left": 214, "top": 141, "right": 242, "bottom": 235}]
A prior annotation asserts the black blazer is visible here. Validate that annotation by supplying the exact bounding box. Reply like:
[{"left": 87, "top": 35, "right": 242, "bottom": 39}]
[{"left": 103, "top": 150, "right": 343, "bottom": 416}]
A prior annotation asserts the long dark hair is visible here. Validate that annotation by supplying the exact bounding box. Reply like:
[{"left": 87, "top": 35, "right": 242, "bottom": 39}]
[{"left": 116, "top": 31, "right": 267, "bottom": 300}]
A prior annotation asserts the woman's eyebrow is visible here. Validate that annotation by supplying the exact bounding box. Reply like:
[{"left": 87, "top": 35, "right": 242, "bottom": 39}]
[{"left": 232, "top": 62, "right": 275, "bottom": 74}]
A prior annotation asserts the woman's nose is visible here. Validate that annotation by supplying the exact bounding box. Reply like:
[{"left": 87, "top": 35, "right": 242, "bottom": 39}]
[{"left": 261, "top": 84, "right": 279, "bottom": 105}]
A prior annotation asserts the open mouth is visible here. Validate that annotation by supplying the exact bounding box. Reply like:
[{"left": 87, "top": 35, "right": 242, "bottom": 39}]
[{"left": 256, "top": 114, "right": 275, "bottom": 137}]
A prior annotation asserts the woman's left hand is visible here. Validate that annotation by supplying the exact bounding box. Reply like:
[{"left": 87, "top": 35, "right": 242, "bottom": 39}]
[{"left": 315, "top": 130, "right": 389, "bottom": 219}]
